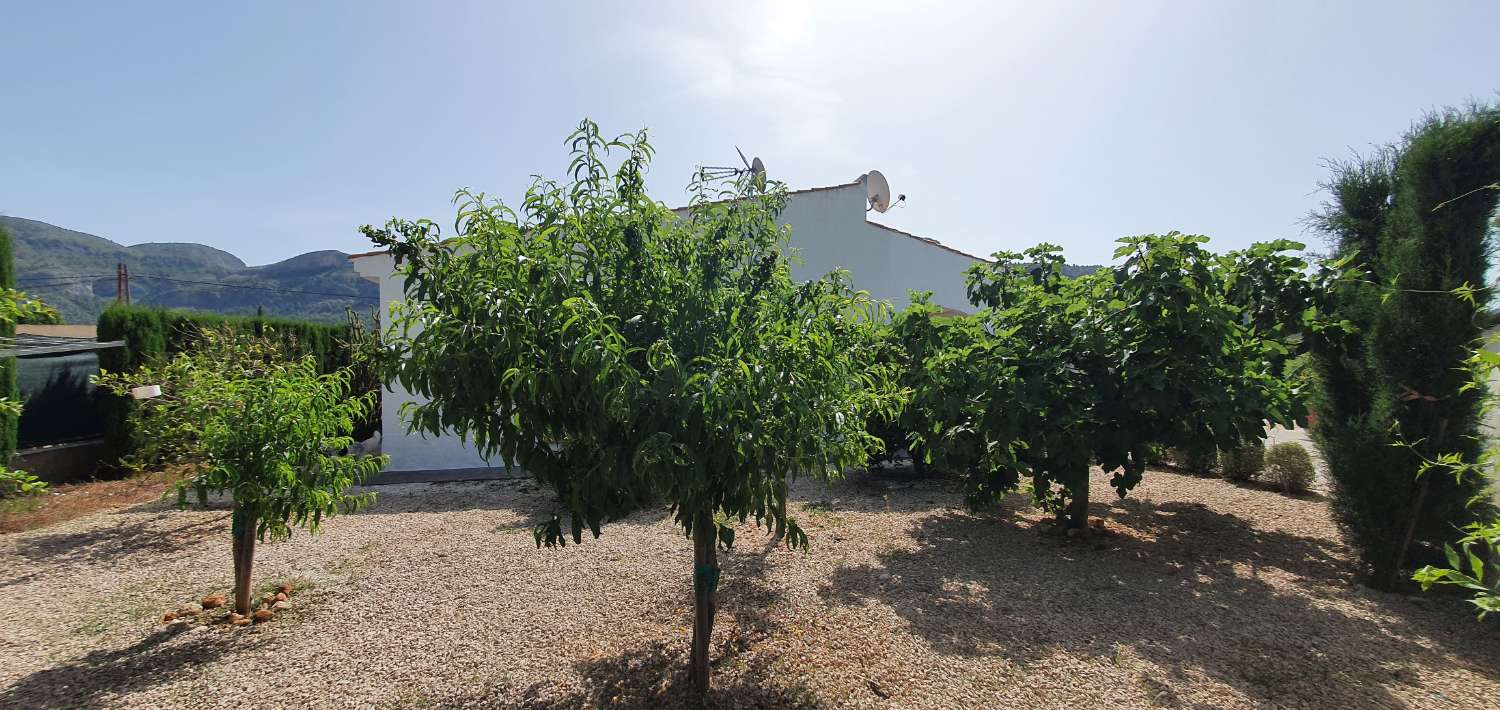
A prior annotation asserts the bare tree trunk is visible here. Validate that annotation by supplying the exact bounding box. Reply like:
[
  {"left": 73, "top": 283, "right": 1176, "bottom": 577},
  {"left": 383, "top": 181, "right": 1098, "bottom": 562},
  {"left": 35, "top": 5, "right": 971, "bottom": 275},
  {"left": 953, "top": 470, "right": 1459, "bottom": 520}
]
[
  {"left": 690, "top": 510, "right": 719, "bottom": 695},
  {"left": 231, "top": 503, "right": 257, "bottom": 616}
]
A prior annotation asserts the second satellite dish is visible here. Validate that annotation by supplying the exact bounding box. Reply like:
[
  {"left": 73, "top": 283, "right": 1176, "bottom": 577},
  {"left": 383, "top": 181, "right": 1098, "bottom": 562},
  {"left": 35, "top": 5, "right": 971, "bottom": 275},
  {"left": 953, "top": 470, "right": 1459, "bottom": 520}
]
[{"left": 865, "top": 170, "right": 892, "bottom": 212}]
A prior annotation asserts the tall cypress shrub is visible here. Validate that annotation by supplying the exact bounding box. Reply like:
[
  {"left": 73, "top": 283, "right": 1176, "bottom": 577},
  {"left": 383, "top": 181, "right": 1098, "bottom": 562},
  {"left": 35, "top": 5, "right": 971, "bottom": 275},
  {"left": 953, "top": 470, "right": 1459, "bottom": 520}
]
[
  {"left": 0, "top": 225, "right": 16, "bottom": 461},
  {"left": 1312, "top": 104, "right": 1500, "bottom": 589}
]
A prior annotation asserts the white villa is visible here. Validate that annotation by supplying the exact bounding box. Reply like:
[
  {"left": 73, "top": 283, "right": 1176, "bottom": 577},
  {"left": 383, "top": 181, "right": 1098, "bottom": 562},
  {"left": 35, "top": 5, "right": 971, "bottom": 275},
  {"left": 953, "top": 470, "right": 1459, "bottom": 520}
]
[{"left": 350, "top": 174, "right": 986, "bottom": 475}]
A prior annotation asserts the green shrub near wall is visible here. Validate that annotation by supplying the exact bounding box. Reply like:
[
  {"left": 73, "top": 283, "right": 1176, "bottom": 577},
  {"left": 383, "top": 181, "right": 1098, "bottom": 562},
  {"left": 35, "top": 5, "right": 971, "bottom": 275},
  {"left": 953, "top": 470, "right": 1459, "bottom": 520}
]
[
  {"left": 97, "top": 304, "right": 369, "bottom": 467},
  {"left": 0, "top": 225, "right": 18, "bottom": 462}
]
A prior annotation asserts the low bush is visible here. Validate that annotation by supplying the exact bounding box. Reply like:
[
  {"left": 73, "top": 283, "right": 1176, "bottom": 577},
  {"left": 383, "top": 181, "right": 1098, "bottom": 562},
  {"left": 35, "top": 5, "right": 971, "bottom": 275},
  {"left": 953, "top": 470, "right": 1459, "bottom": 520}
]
[
  {"left": 1265, "top": 442, "right": 1316, "bottom": 493},
  {"left": 1219, "top": 442, "right": 1266, "bottom": 482},
  {"left": 1168, "top": 446, "right": 1218, "bottom": 476}
]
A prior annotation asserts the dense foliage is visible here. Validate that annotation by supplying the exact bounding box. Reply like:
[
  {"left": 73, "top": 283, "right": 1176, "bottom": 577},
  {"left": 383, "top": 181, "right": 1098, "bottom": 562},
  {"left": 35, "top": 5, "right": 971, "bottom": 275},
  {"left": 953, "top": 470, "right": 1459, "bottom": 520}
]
[
  {"left": 1309, "top": 104, "right": 1500, "bottom": 588},
  {"left": 96, "top": 328, "right": 385, "bottom": 614},
  {"left": 883, "top": 235, "right": 1341, "bottom": 527},
  {"left": 1408, "top": 327, "right": 1500, "bottom": 618},
  {"left": 96, "top": 304, "right": 378, "bottom": 467},
  {"left": 361, "top": 120, "right": 896, "bottom": 693},
  {"left": 98, "top": 304, "right": 350, "bottom": 373}
]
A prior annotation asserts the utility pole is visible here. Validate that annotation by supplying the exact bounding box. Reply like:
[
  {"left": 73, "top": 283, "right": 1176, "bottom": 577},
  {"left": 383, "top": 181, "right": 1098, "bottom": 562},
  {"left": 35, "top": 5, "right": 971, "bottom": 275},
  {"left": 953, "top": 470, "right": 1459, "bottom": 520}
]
[{"left": 116, "top": 263, "right": 131, "bottom": 305}]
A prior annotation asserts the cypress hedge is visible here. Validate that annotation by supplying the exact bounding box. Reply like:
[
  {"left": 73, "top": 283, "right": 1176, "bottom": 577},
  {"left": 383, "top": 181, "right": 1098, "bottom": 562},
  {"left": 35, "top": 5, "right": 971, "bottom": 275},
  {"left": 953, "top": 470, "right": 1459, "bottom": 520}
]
[{"left": 1311, "top": 104, "right": 1500, "bottom": 589}]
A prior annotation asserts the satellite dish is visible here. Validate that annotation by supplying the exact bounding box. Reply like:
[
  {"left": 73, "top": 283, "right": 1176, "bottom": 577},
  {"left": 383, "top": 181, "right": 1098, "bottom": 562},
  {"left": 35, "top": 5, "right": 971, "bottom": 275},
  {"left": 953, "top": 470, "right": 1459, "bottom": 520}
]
[
  {"left": 865, "top": 170, "right": 892, "bottom": 212},
  {"left": 751, "top": 156, "right": 765, "bottom": 176}
]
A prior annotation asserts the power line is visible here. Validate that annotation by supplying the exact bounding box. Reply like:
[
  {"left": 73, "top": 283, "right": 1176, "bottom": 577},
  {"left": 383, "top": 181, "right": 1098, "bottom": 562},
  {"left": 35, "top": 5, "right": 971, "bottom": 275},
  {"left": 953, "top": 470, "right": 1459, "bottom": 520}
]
[
  {"left": 18, "top": 280, "right": 100, "bottom": 287},
  {"left": 133, "top": 274, "right": 378, "bottom": 301},
  {"left": 16, "top": 272, "right": 377, "bottom": 301},
  {"left": 16, "top": 274, "right": 113, "bottom": 282}
]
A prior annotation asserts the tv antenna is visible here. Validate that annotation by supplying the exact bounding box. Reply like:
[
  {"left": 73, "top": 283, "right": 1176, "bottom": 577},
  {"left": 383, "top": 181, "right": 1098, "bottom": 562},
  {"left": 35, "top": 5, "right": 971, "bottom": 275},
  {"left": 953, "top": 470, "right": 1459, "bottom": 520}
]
[
  {"left": 702, "top": 146, "right": 767, "bottom": 185},
  {"left": 863, "top": 170, "right": 906, "bottom": 212}
]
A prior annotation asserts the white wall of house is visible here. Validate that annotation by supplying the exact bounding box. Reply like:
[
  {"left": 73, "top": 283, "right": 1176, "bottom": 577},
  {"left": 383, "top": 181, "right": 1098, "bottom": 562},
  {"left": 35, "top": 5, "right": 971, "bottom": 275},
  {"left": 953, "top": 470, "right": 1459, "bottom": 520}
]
[
  {"left": 777, "top": 182, "right": 981, "bottom": 312},
  {"left": 351, "top": 177, "right": 985, "bottom": 472},
  {"left": 352, "top": 251, "right": 498, "bottom": 471}
]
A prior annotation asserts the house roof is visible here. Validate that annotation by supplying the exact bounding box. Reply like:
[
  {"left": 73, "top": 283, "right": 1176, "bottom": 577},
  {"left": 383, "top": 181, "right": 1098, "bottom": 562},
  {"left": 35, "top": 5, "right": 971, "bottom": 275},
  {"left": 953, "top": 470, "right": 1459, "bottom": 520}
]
[
  {"left": 347, "top": 180, "right": 985, "bottom": 262},
  {"left": 0, "top": 334, "right": 125, "bottom": 357},
  {"left": 862, "top": 221, "right": 991, "bottom": 263}
]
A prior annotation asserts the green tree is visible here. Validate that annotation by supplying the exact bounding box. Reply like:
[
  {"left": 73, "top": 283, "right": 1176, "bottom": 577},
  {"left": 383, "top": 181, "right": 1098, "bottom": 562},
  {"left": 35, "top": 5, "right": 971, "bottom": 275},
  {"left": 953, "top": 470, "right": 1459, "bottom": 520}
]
[
  {"left": 1310, "top": 105, "right": 1500, "bottom": 589},
  {"left": 864, "top": 294, "right": 983, "bottom": 475},
  {"left": 96, "top": 328, "right": 386, "bottom": 615},
  {"left": 361, "top": 121, "right": 895, "bottom": 693},
  {"left": 898, "top": 234, "right": 1335, "bottom": 529}
]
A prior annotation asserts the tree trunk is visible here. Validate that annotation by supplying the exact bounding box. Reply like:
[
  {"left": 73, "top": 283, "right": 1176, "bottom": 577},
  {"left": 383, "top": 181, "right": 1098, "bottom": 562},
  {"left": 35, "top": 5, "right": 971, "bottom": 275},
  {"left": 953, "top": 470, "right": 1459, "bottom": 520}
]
[
  {"left": 690, "top": 510, "right": 719, "bottom": 695},
  {"left": 231, "top": 503, "right": 257, "bottom": 616},
  {"left": 1066, "top": 478, "right": 1089, "bottom": 530},
  {"left": 1388, "top": 415, "right": 1448, "bottom": 591}
]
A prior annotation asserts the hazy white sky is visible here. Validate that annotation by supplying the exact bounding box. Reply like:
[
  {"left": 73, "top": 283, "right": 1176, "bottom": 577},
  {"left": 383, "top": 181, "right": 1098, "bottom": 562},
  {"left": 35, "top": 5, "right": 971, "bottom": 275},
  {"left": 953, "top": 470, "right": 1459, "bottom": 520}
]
[{"left": 2, "top": 1, "right": 1496, "bottom": 266}]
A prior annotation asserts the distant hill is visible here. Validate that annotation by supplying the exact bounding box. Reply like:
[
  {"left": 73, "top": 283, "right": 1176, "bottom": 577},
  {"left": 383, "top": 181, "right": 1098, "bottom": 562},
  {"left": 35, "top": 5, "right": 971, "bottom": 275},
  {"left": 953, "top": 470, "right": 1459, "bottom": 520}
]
[
  {"left": 1061, "top": 264, "right": 1102, "bottom": 278},
  {"left": 1, "top": 216, "right": 377, "bottom": 324}
]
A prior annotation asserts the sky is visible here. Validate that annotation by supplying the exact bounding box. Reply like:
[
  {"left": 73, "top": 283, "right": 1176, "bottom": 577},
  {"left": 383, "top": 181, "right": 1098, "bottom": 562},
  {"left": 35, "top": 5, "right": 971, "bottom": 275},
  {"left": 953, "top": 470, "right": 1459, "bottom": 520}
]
[{"left": 2, "top": 1, "right": 1497, "bottom": 267}]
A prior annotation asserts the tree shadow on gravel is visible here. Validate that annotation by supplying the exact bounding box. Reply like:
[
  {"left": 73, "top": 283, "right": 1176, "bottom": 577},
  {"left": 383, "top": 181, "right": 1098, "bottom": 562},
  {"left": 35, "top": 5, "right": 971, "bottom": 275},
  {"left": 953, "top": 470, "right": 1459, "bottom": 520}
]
[
  {"left": 819, "top": 497, "right": 1500, "bottom": 708},
  {"left": 349, "top": 480, "right": 677, "bottom": 529},
  {"left": 0, "top": 625, "right": 237, "bottom": 708},
  {"left": 493, "top": 638, "right": 824, "bottom": 709},
  {"left": 438, "top": 547, "right": 819, "bottom": 709},
  {"left": 4, "top": 513, "right": 228, "bottom": 587}
]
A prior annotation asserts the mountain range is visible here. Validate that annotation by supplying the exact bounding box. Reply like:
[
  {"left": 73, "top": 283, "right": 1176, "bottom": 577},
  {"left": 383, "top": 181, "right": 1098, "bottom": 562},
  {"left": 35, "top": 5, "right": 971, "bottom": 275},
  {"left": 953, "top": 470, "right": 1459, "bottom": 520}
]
[
  {"left": 0, "top": 216, "right": 377, "bottom": 324},
  {"left": 3, "top": 216, "right": 1104, "bottom": 326}
]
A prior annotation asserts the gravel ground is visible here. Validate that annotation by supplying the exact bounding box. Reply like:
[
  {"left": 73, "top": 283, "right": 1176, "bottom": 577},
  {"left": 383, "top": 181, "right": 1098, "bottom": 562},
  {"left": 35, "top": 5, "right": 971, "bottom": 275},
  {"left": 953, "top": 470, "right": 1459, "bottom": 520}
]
[{"left": 2, "top": 469, "right": 1497, "bottom": 709}]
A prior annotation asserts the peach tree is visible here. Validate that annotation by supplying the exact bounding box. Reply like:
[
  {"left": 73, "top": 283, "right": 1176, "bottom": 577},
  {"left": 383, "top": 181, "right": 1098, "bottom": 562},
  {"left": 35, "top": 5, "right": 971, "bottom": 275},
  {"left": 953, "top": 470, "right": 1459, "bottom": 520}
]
[
  {"left": 361, "top": 121, "right": 895, "bottom": 693},
  {"left": 97, "top": 328, "right": 385, "bottom": 615}
]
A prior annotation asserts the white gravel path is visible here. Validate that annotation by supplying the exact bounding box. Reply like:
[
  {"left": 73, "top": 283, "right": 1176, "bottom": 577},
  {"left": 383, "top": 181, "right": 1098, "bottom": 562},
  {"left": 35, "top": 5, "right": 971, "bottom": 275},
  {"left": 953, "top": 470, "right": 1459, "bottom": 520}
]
[{"left": 1, "top": 470, "right": 1497, "bottom": 709}]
